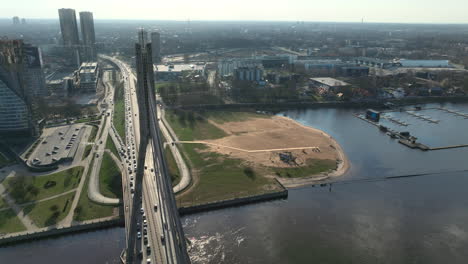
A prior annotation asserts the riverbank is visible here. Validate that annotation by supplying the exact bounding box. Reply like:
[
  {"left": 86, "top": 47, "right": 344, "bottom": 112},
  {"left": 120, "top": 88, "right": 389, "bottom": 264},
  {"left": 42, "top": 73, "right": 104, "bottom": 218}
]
[
  {"left": 0, "top": 216, "right": 123, "bottom": 246},
  {"left": 275, "top": 116, "right": 350, "bottom": 188}
]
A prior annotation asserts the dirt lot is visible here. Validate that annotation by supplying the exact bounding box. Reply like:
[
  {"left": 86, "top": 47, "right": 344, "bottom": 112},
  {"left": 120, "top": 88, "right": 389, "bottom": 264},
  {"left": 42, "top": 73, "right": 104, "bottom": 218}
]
[{"left": 199, "top": 115, "right": 342, "bottom": 169}]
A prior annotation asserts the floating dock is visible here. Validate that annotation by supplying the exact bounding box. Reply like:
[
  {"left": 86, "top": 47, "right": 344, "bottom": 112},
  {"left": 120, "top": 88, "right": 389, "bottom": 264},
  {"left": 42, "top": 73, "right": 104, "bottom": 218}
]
[
  {"left": 381, "top": 114, "right": 409, "bottom": 126},
  {"left": 438, "top": 108, "right": 468, "bottom": 119},
  {"left": 406, "top": 111, "right": 439, "bottom": 123}
]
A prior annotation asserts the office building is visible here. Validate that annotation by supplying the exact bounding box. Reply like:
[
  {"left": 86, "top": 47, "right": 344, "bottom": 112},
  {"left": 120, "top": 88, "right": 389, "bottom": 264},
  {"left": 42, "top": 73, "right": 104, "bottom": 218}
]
[
  {"left": 0, "top": 40, "right": 35, "bottom": 135},
  {"left": 74, "top": 62, "right": 100, "bottom": 93},
  {"left": 23, "top": 44, "right": 48, "bottom": 97},
  {"left": 58, "top": 8, "right": 80, "bottom": 46},
  {"left": 12, "top": 16, "right": 20, "bottom": 25},
  {"left": 79, "top": 11, "right": 96, "bottom": 61},
  {"left": 151, "top": 31, "right": 161, "bottom": 63}
]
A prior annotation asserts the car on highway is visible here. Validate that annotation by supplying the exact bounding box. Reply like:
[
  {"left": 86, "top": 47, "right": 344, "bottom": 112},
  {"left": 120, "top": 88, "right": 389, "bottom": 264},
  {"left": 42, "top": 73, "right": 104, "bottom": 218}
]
[{"left": 137, "top": 232, "right": 141, "bottom": 239}]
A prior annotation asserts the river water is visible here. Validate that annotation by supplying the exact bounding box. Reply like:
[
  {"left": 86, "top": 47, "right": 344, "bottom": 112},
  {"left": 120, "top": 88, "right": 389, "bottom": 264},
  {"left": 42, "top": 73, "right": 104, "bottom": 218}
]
[{"left": 1, "top": 103, "right": 468, "bottom": 264}]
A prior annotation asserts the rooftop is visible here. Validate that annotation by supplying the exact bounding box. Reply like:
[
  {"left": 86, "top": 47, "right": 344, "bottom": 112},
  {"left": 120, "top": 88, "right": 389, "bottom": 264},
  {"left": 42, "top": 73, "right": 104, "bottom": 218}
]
[
  {"left": 310, "top": 77, "right": 350, "bottom": 87},
  {"left": 155, "top": 64, "right": 205, "bottom": 73},
  {"left": 79, "top": 62, "right": 98, "bottom": 74},
  {"left": 397, "top": 59, "right": 451, "bottom": 68}
]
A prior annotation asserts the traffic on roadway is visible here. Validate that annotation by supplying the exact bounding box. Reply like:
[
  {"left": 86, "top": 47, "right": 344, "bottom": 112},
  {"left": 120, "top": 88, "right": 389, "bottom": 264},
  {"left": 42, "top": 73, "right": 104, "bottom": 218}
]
[{"left": 101, "top": 55, "right": 189, "bottom": 264}]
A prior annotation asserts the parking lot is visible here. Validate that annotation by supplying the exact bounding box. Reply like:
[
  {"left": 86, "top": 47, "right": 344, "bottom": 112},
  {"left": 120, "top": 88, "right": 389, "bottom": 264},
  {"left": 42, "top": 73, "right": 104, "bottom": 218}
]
[{"left": 29, "top": 124, "right": 88, "bottom": 166}]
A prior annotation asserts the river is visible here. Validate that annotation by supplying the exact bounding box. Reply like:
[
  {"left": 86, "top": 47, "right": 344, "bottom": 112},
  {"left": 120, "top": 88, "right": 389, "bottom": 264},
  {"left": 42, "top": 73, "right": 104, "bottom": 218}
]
[{"left": 1, "top": 103, "right": 468, "bottom": 264}]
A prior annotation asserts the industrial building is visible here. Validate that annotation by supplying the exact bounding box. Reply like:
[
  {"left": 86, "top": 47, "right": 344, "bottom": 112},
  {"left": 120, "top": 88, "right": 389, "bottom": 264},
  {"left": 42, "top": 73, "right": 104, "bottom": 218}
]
[
  {"left": 309, "top": 77, "right": 350, "bottom": 92},
  {"left": 397, "top": 59, "right": 452, "bottom": 68},
  {"left": 218, "top": 58, "right": 261, "bottom": 77},
  {"left": 154, "top": 64, "right": 205, "bottom": 82},
  {"left": 234, "top": 66, "right": 264, "bottom": 82},
  {"left": 74, "top": 62, "right": 100, "bottom": 93}
]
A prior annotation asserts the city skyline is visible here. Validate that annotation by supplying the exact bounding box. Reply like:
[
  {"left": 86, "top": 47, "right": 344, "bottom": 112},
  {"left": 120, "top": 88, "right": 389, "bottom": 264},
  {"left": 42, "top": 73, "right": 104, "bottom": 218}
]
[{"left": 3, "top": 0, "right": 468, "bottom": 24}]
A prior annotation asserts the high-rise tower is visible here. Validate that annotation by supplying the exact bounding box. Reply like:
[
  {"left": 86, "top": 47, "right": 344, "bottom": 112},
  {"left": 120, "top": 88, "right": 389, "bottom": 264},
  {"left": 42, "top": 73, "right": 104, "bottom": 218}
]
[
  {"left": 79, "top": 11, "right": 96, "bottom": 61},
  {"left": 0, "top": 40, "right": 36, "bottom": 135},
  {"left": 58, "top": 8, "right": 80, "bottom": 46},
  {"left": 151, "top": 31, "right": 161, "bottom": 63}
]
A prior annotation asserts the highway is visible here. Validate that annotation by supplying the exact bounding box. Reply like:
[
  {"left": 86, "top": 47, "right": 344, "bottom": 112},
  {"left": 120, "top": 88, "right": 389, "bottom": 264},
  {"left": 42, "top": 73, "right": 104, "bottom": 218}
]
[{"left": 100, "top": 55, "right": 190, "bottom": 264}]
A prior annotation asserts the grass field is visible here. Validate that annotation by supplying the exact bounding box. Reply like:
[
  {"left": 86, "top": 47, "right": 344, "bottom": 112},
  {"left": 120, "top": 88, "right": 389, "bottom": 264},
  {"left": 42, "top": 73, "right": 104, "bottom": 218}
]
[
  {"left": 4, "top": 166, "right": 83, "bottom": 204},
  {"left": 99, "top": 152, "right": 123, "bottom": 199},
  {"left": 23, "top": 192, "right": 75, "bottom": 228},
  {"left": 166, "top": 110, "right": 227, "bottom": 141},
  {"left": 74, "top": 158, "right": 118, "bottom": 221},
  {"left": 166, "top": 110, "right": 282, "bottom": 205},
  {"left": 113, "top": 80, "right": 126, "bottom": 140},
  {"left": 272, "top": 159, "right": 337, "bottom": 178},
  {"left": 0, "top": 209, "right": 26, "bottom": 234},
  {"left": 177, "top": 144, "right": 281, "bottom": 206},
  {"left": 105, "top": 135, "right": 119, "bottom": 158},
  {"left": 164, "top": 147, "right": 181, "bottom": 186}
]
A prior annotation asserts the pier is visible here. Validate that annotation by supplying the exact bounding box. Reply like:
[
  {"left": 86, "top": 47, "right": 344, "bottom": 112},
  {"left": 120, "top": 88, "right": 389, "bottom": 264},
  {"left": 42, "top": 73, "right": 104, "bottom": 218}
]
[
  {"left": 438, "top": 108, "right": 468, "bottom": 118},
  {"left": 405, "top": 111, "right": 439, "bottom": 123},
  {"left": 380, "top": 114, "right": 409, "bottom": 126}
]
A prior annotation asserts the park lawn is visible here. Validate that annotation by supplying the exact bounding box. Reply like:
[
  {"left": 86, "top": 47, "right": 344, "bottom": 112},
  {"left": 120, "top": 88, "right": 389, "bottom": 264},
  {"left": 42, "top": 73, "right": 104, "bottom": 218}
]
[
  {"left": 23, "top": 192, "right": 75, "bottom": 228},
  {"left": 272, "top": 159, "right": 337, "bottom": 178},
  {"left": 88, "top": 125, "right": 98, "bottom": 143},
  {"left": 164, "top": 147, "right": 181, "bottom": 186},
  {"left": 99, "top": 152, "right": 123, "bottom": 199},
  {"left": 0, "top": 209, "right": 26, "bottom": 234},
  {"left": 82, "top": 144, "right": 93, "bottom": 160},
  {"left": 177, "top": 144, "right": 281, "bottom": 206},
  {"left": 74, "top": 158, "right": 117, "bottom": 221},
  {"left": 105, "top": 135, "right": 119, "bottom": 158},
  {"left": 4, "top": 166, "right": 83, "bottom": 204},
  {"left": 165, "top": 110, "right": 227, "bottom": 141}
]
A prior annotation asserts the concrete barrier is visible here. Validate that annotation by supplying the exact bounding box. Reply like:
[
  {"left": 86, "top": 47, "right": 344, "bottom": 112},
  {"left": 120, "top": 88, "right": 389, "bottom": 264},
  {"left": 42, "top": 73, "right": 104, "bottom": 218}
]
[
  {"left": 0, "top": 217, "right": 124, "bottom": 246},
  {"left": 178, "top": 189, "right": 288, "bottom": 216}
]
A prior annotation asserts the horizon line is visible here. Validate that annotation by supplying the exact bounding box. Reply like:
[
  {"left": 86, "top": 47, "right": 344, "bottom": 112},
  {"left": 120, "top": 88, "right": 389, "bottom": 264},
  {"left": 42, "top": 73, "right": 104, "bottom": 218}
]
[{"left": 2, "top": 17, "right": 468, "bottom": 25}]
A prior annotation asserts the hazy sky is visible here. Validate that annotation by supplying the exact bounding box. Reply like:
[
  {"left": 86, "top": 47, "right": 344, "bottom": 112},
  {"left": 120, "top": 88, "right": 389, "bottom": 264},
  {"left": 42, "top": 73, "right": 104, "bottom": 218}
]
[{"left": 2, "top": 0, "right": 468, "bottom": 23}]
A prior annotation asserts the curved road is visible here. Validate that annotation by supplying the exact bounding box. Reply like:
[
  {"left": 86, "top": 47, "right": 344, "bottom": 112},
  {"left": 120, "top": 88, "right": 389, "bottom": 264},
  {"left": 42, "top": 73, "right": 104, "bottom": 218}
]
[
  {"left": 157, "top": 107, "right": 191, "bottom": 193},
  {"left": 87, "top": 71, "right": 120, "bottom": 205}
]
